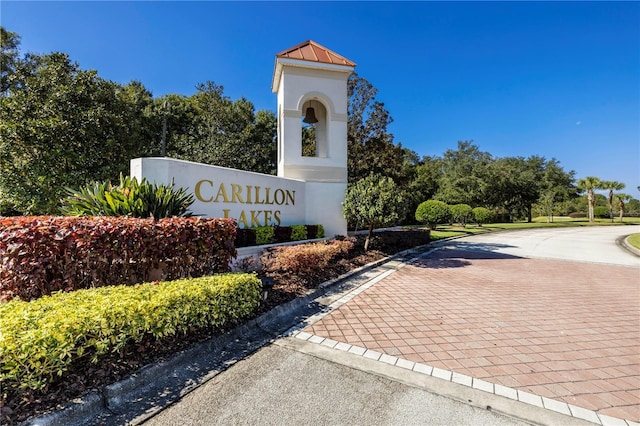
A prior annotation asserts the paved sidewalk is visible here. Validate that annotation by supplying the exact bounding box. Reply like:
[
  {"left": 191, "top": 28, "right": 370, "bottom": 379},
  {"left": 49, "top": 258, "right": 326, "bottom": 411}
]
[{"left": 305, "top": 247, "right": 640, "bottom": 422}]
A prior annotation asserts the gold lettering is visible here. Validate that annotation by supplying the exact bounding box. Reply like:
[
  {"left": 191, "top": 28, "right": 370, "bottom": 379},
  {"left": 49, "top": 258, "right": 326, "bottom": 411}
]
[
  {"left": 254, "top": 186, "right": 264, "bottom": 204},
  {"left": 263, "top": 210, "right": 273, "bottom": 225},
  {"left": 265, "top": 187, "right": 273, "bottom": 204},
  {"left": 194, "top": 180, "right": 213, "bottom": 202},
  {"left": 214, "top": 183, "right": 230, "bottom": 203},
  {"left": 250, "top": 210, "right": 262, "bottom": 227},
  {"left": 274, "top": 210, "right": 281, "bottom": 225},
  {"left": 273, "top": 189, "right": 285, "bottom": 205},
  {"left": 231, "top": 184, "right": 244, "bottom": 203},
  {"left": 223, "top": 209, "right": 231, "bottom": 218},
  {"left": 245, "top": 185, "right": 253, "bottom": 204},
  {"left": 238, "top": 210, "right": 249, "bottom": 228},
  {"left": 285, "top": 190, "right": 295, "bottom": 205}
]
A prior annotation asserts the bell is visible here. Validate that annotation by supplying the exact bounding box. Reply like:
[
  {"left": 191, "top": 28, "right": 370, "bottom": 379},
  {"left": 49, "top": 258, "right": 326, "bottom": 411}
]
[{"left": 303, "top": 107, "right": 319, "bottom": 124}]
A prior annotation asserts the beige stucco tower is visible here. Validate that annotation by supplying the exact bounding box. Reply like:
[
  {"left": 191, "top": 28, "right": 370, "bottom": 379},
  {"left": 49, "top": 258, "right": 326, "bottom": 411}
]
[{"left": 272, "top": 40, "right": 356, "bottom": 237}]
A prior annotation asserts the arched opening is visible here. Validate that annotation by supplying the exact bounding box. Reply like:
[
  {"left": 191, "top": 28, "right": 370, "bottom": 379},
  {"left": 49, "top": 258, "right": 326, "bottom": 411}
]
[{"left": 301, "top": 99, "right": 327, "bottom": 158}]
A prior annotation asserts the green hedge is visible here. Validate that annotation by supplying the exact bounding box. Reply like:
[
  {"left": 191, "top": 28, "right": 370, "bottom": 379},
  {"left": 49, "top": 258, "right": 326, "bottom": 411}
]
[
  {"left": 236, "top": 224, "right": 325, "bottom": 248},
  {"left": 0, "top": 274, "right": 261, "bottom": 395}
]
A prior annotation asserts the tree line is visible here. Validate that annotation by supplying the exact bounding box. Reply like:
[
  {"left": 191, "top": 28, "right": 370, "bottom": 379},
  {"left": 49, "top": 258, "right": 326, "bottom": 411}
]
[{"left": 1, "top": 27, "right": 637, "bottom": 221}]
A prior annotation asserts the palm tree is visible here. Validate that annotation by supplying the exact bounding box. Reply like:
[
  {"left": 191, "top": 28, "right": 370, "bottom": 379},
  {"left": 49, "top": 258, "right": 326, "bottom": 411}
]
[
  {"left": 577, "top": 176, "right": 604, "bottom": 222},
  {"left": 602, "top": 181, "right": 626, "bottom": 222},
  {"left": 615, "top": 193, "right": 632, "bottom": 223}
]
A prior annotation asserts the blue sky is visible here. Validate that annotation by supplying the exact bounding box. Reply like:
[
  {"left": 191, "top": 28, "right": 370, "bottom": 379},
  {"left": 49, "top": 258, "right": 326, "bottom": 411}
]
[{"left": 2, "top": 1, "right": 639, "bottom": 197}]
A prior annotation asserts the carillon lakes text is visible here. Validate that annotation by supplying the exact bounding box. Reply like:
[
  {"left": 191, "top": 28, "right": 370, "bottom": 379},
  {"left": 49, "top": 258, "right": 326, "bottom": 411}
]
[{"left": 194, "top": 180, "right": 296, "bottom": 228}]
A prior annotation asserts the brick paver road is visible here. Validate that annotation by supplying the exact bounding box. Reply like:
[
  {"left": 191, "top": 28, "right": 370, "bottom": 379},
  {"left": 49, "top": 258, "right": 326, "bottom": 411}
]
[{"left": 306, "top": 229, "right": 640, "bottom": 422}]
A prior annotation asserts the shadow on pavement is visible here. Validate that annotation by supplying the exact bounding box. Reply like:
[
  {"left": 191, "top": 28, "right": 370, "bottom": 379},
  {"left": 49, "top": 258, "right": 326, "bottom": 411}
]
[{"left": 412, "top": 243, "right": 523, "bottom": 269}]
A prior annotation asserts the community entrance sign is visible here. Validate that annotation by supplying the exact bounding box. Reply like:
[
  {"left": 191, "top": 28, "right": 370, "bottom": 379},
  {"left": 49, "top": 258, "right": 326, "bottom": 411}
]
[{"left": 131, "top": 40, "right": 356, "bottom": 237}]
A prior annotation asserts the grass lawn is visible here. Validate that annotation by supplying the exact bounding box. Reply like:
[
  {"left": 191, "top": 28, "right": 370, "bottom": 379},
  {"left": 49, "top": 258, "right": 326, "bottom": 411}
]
[
  {"left": 627, "top": 233, "right": 640, "bottom": 249},
  {"left": 413, "top": 216, "right": 640, "bottom": 241}
]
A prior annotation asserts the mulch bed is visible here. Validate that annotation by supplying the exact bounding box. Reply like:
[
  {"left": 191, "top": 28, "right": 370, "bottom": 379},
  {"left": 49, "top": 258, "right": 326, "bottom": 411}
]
[{"left": 1, "top": 229, "right": 430, "bottom": 424}]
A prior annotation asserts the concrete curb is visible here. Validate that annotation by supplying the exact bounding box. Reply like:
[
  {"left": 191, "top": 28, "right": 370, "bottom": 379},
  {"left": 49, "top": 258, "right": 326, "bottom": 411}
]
[
  {"left": 621, "top": 234, "right": 640, "bottom": 256},
  {"left": 24, "top": 241, "right": 432, "bottom": 426}
]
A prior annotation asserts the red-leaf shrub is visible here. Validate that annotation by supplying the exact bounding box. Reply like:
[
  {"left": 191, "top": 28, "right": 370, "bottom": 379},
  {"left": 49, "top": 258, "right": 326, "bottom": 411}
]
[
  {"left": 260, "top": 238, "right": 355, "bottom": 276},
  {"left": 274, "top": 225, "right": 293, "bottom": 243},
  {"left": 235, "top": 228, "right": 257, "bottom": 248},
  {"left": 0, "top": 216, "right": 237, "bottom": 302}
]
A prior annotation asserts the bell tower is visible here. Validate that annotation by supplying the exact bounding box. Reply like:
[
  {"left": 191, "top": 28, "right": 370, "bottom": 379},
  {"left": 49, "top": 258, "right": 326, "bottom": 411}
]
[{"left": 272, "top": 40, "right": 356, "bottom": 237}]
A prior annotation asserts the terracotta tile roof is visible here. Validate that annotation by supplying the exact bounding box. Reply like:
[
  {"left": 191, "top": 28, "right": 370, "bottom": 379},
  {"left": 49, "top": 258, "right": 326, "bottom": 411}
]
[{"left": 276, "top": 40, "right": 356, "bottom": 67}]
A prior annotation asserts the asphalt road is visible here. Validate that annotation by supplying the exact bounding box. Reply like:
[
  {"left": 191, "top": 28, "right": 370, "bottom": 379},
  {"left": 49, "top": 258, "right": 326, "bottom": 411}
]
[
  {"left": 140, "top": 226, "right": 638, "bottom": 426},
  {"left": 442, "top": 225, "right": 640, "bottom": 266},
  {"left": 143, "top": 342, "right": 532, "bottom": 426}
]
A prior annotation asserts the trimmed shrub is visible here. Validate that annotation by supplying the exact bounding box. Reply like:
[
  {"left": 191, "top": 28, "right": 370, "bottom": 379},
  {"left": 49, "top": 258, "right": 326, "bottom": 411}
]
[
  {"left": 450, "top": 204, "right": 473, "bottom": 227},
  {"left": 291, "top": 225, "right": 308, "bottom": 241},
  {"left": 305, "top": 224, "right": 318, "bottom": 239},
  {"left": 0, "top": 216, "right": 237, "bottom": 302},
  {"left": 274, "top": 225, "right": 293, "bottom": 243},
  {"left": 254, "top": 226, "right": 275, "bottom": 245},
  {"left": 261, "top": 238, "right": 354, "bottom": 277},
  {"left": 61, "top": 175, "right": 194, "bottom": 220},
  {"left": 472, "top": 207, "right": 493, "bottom": 226},
  {"left": 568, "top": 212, "right": 587, "bottom": 218},
  {"left": 0, "top": 274, "right": 261, "bottom": 396},
  {"left": 235, "top": 228, "right": 257, "bottom": 248},
  {"left": 415, "top": 200, "right": 451, "bottom": 229},
  {"left": 316, "top": 224, "right": 325, "bottom": 238}
]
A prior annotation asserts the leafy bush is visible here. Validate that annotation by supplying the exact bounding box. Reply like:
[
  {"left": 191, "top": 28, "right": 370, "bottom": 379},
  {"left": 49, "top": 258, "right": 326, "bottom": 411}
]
[
  {"left": 594, "top": 206, "right": 609, "bottom": 219},
  {"left": 61, "top": 175, "right": 194, "bottom": 220},
  {"left": 0, "top": 274, "right": 261, "bottom": 396},
  {"left": 274, "top": 225, "right": 293, "bottom": 243},
  {"left": 255, "top": 226, "right": 275, "bottom": 245},
  {"left": 450, "top": 204, "right": 473, "bottom": 227},
  {"left": 261, "top": 238, "right": 354, "bottom": 276},
  {"left": 415, "top": 200, "right": 451, "bottom": 229},
  {"left": 472, "top": 207, "right": 493, "bottom": 226},
  {"left": 568, "top": 212, "right": 587, "bottom": 218},
  {"left": 291, "top": 225, "right": 308, "bottom": 241},
  {"left": 243, "top": 224, "right": 324, "bottom": 247},
  {"left": 235, "top": 228, "right": 257, "bottom": 248},
  {"left": 343, "top": 174, "right": 408, "bottom": 250},
  {"left": 0, "top": 216, "right": 236, "bottom": 302}
]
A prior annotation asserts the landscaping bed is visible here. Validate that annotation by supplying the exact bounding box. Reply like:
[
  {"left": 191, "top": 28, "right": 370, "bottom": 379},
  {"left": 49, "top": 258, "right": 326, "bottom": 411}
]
[{"left": 1, "top": 229, "right": 430, "bottom": 424}]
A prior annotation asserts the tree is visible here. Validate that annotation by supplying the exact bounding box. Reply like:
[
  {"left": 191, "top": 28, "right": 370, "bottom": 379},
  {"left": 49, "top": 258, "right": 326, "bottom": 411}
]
[
  {"left": 577, "top": 177, "right": 605, "bottom": 222},
  {"left": 484, "top": 156, "right": 547, "bottom": 222},
  {"left": 403, "top": 155, "right": 442, "bottom": 224},
  {"left": 1, "top": 27, "right": 21, "bottom": 94},
  {"left": 538, "top": 158, "right": 576, "bottom": 222},
  {"left": 435, "top": 141, "right": 492, "bottom": 207},
  {"left": 347, "top": 73, "right": 406, "bottom": 184},
  {"left": 165, "top": 82, "right": 277, "bottom": 175},
  {"left": 415, "top": 200, "right": 451, "bottom": 230},
  {"left": 472, "top": 207, "right": 492, "bottom": 226},
  {"left": 450, "top": 204, "right": 473, "bottom": 227},
  {"left": 611, "top": 193, "right": 632, "bottom": 223},
  {"left": 601, "top": 181, "right": 625, "bottom": 222},
  {"left": 0, "top": 51, "right": 153, "bottom": 214},
  {"left": 342, "top": 174, "right": 407, "bottom": 250}
]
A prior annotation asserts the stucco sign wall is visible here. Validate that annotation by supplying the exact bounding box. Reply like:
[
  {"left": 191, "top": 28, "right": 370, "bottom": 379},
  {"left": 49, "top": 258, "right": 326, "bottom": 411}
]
[{"left": 131, "top": 157, "right": 306, "bottom": 228}]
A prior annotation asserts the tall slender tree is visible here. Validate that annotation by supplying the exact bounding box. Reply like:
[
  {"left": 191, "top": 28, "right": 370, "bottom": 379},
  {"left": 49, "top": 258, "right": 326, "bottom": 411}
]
[
  {"left": 577, "top": 176, "right": 604, "bottom": 222},
  {"left": 602, "top": 181, "right": 625, "bottom": 222},
  {"left": 346, "top": 73, "right": 406, "bottom": 184}
]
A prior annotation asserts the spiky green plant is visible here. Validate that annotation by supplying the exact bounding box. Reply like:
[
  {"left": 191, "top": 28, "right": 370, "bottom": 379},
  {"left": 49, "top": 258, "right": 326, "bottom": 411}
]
[{"left": 61, "top": 175, "right": 194, "bottom": 220}]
